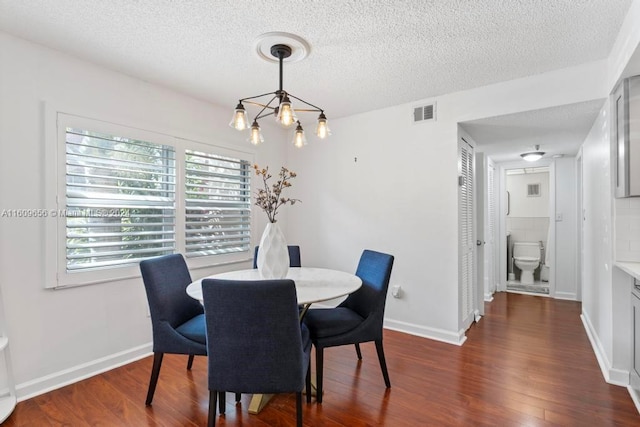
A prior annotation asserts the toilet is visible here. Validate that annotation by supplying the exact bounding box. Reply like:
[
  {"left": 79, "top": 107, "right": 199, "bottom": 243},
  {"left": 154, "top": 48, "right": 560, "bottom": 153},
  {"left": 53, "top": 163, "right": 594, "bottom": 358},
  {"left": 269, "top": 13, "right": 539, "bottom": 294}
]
[{"left": 513, "top": 242, "right": 541, "bottom": 285}]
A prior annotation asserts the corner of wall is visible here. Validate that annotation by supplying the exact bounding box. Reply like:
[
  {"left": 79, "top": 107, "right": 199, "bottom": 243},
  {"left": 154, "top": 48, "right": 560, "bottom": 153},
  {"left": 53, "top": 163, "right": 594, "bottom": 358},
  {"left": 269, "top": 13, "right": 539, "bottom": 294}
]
[
  {"left": 581, "top": 312, "right": 629, "bottom": 387},
  {"left": 383, "top": 318, "right": 467, "bottom": 346}
]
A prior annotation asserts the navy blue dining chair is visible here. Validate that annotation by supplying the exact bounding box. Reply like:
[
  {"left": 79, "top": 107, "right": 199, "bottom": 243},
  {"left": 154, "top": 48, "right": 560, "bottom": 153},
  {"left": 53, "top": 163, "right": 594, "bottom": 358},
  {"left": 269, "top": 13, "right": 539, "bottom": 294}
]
[
  {"left": 303, "top": 249, "right": 395, "bottom": 403},
  {"left": 139, "top": 253, "right": 207, "bottom": 406},
  {"left": 252, "top": 245, "right": 301, "bottom": 268},
  {"left": 202, "top": 278, "right": 311, "bottom": 427}
]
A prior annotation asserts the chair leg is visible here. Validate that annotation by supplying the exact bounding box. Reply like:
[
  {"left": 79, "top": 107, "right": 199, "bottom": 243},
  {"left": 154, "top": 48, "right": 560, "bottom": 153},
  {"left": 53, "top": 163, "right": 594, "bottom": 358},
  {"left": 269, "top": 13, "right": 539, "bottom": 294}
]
[
  {"left": 187, "top": 354, "right": 195, "bottom": 370},
  {"left": 305, "top": 359, "right": 312, "bottom": 403},
  {"left": 296, "top": 391, "right": 302, "bottom": 427},
  {"left": 316, "top": 346, "right": 324, "bottom": 403},
  {"left": 235, "top": 393, "right": 241, "bottom": 403},
  {"left": 145, "top": 352, "right": 163, "bottom": 405},
  {"left": 218, "top": 391, "right": 226, "bottom": 414},
  {"left": 375, "top": 339, "right": 391, "bottom": 388},
  {"left": 355, "top": 343, "right": 362, "bottom": 360},
  {"left": 208, "top": 390, "right": 217, "bottom": 427}
]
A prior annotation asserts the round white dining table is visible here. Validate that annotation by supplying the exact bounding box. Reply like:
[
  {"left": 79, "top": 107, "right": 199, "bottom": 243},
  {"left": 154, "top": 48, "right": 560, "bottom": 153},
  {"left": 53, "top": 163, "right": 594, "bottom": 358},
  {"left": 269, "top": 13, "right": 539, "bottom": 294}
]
[
  {"left": 186, "top": 267, "right": 362, "bottom": 306},
  {"left": 185, "top": 266, "right": 362, "bottom": 414}
]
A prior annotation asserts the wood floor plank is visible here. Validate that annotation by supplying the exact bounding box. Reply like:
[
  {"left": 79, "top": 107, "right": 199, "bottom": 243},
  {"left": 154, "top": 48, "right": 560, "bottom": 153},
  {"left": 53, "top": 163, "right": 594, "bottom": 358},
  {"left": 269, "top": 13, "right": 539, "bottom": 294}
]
[{"left": 3, "top": 292, "right": 640, "bottom": 426}]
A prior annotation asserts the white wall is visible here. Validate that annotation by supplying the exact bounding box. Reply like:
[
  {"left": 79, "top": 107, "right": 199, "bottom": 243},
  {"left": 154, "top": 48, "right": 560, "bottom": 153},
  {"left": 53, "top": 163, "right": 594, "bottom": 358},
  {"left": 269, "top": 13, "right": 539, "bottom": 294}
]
[
  {"left": 506, "top": 170, "right": 550, "bottom": 258},
  {"left": 507, "top": 217, "right": 549, "bottom": 247},
  {"left": 507, "top": 172, "right": 550, "bottom": 217},
  {"left": 286, "top": 59, "right": 608, "bottom": 344},
  {"left": 578, "top": 0, "right": 640, "bottom": 388},
  {"left": 580, "top": 102, "right": 628, "bottom": 384},
  {"left": 0, "top": 32, "right": 287, "bottom": 399},
  {"left": 615, "top": 198, "right": 640, "bottom": 262}
]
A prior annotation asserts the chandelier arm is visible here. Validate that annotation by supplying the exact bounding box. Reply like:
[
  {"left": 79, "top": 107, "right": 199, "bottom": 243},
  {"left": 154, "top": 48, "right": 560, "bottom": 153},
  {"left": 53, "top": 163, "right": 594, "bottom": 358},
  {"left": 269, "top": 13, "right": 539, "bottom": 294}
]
[
  {"left": 239, "top": 91, "right": 278, "bottom": 103},
  {"left": 255, "top": 110, "right": 277, "bottom": 121},
  {"left": 253, "top": 95, "right": 279, "bottom": 121},
  {"left": 287, "top": 93, "right": 324, "bottom": 112},
  {"left": 291, "top": 108, "right": 322, "bottom": 113},
  {"left": 244, "top": 100, "right": 277, "bottom": 109}
]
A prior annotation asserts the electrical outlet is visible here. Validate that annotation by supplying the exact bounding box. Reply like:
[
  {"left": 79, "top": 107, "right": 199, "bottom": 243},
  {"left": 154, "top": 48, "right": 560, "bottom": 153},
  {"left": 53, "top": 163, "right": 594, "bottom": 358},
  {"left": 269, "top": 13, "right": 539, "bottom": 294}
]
[{"left": 391, "top": 285, "right": 402, "bottom": 298}]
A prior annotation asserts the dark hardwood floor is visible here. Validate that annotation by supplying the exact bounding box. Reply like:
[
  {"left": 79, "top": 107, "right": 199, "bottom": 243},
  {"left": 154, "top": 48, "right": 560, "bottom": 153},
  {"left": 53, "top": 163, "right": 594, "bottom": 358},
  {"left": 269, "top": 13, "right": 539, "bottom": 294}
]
[{"left": 5, "top": 292, "right": 640, "bottom": 426}]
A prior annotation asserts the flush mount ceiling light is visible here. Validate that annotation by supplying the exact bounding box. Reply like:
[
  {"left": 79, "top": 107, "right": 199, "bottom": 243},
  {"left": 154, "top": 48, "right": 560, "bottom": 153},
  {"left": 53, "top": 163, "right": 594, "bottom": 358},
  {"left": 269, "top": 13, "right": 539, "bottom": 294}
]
[
  {"left": 520, "top": 145, "right": 545, "bottom": 162},
  {"left": 229, "top": 32, "right": 330, "bottom": 148}
]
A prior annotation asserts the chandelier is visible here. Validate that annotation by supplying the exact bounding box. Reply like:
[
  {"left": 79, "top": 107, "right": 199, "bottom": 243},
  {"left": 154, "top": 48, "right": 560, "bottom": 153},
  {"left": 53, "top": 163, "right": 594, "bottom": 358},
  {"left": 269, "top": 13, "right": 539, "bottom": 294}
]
[{"left": 229, "top": 36, "right": 330, "bottom": 148}]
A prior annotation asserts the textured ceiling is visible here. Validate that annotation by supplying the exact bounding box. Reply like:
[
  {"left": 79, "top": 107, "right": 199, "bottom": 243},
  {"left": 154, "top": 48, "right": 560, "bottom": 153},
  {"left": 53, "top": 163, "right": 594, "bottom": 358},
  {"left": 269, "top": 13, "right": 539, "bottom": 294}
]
[
  {"left": 460, "top": 99, "right": 605, "bottom": 163},
  {"left": 0, "top": 0, "right": 632, "bottom": 120}
]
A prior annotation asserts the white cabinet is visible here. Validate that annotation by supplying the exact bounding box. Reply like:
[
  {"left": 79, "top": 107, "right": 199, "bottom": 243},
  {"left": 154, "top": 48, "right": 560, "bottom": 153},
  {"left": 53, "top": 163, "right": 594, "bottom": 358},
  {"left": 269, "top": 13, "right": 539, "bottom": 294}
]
[
  {"left": 0, "top": 290, "right": 16, "bottom": 422},
  {"left": 632, "top": 282, "right": 640, "bottom": 395},
  {"left": 612, "top": 75, "right": 640, "bottom": 198}
]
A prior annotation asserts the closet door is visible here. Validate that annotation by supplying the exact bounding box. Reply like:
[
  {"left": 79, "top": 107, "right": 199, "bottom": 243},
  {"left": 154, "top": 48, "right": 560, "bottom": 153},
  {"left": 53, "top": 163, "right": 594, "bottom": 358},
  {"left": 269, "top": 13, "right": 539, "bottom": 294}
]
[
  {"left": 487, "top": 160, "right": 497, "bottom": 295},
  {"left": 459, "top": 138, "right": 475, "bottom": 330}
]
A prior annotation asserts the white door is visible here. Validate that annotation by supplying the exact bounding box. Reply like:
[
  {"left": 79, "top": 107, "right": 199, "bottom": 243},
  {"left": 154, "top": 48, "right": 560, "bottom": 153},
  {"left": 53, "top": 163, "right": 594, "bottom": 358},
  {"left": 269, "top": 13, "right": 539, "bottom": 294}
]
[{"left": 459, "top": 138, "right": 475, "bottom": 329}]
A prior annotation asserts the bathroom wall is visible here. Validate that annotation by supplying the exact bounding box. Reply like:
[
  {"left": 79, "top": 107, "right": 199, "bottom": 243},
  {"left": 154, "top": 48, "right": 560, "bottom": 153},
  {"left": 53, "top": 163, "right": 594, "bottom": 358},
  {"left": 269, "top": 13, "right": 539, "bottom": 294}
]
[
  {"left": 507, "top": 217, "right": 550, "bottom": 246},
  {"left": 507, "top": 171, "right": 550, "bottom": 249}
]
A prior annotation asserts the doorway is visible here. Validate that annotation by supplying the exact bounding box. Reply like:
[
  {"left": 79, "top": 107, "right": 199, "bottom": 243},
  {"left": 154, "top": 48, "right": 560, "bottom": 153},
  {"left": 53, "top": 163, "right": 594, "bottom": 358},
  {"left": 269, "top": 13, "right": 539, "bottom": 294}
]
[{"left": 504, "top": 166, "right": 550, "bottom": 295}]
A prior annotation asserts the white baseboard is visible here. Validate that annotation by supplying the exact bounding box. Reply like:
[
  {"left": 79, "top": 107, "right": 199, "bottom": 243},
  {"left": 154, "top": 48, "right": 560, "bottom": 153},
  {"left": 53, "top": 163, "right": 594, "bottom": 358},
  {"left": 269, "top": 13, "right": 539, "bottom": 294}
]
[
  {"left": 16, "top": 343, "right": 152, "bottom": 401},
  {"left": 309, "top": 303, "right": 466, "bottom": 345},
  {"left": 554, "top": 291, "right": 577, "bottom": 301},
  {"left": 580, "top": 313, "right": 629, "bottom": 387},
  {"left": 384, "top": 318, "right": 466, "bottom": 346},
  {"left": 484, "top": 293, "right": 494, "bottom": 302},
  {"left": 628, "top": 385, "right": 640, "bottom": 414}
]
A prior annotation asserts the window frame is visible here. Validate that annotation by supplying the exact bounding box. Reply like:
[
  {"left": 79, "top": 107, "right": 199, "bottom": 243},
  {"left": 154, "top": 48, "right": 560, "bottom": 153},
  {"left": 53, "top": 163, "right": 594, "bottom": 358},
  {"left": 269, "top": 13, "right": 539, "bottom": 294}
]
[{"left": 45, "top": 110, "right": 255, "bottom": 289}]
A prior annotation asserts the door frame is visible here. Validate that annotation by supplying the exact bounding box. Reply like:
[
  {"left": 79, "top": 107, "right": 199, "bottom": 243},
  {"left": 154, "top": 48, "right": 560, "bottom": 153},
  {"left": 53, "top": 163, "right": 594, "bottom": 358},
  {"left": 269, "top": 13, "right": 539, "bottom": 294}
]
[
  {"left": 576, "top": 148, "right": 583, "bottom": 301},
  {"left": 496, "top": 159, "right": 555, "bottom": 295}
]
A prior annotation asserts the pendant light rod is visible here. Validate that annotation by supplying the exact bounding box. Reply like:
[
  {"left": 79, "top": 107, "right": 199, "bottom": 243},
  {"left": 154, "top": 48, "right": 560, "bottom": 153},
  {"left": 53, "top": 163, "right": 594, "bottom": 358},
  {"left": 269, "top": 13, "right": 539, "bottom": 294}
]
[{"left": 271, "top": 44, "right": 292, "bottom": 96}]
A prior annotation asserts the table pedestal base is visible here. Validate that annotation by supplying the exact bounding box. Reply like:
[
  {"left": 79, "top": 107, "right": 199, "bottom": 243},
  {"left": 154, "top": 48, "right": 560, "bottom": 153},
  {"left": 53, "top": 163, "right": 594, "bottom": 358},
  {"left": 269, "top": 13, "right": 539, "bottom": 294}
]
[
  {"left": 248, "top": 378, "right": 319, "bottom": 414},
  {"left": 248, "top": 393, "right": 273, "bottom": 414}
]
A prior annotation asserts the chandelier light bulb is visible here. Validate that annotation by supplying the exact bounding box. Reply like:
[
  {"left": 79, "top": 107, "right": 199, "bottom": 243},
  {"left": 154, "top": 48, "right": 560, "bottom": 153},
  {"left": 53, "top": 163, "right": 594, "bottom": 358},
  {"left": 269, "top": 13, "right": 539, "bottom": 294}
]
[
  {"left": 316, "top": 112, "right": 331, "bottom": 139},
  {"left": 229, "top": 103, "right": 249, "bottom": 131},
  {"left": 249, "top": 121, "right": 264, "bottom": 145},
  {"left": 277, "top": 94, "right": 296, "bottom": 127},
  {"left": 293, "top": 122, "right": 307, "bottom": 148}
]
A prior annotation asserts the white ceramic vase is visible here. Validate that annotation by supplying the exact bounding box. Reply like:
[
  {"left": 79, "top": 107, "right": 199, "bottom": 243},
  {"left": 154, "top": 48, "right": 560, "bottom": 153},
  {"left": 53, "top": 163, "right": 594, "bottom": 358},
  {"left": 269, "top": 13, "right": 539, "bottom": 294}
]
[{"left": 257, "top": 222, "right": 290, "bottom": 279}]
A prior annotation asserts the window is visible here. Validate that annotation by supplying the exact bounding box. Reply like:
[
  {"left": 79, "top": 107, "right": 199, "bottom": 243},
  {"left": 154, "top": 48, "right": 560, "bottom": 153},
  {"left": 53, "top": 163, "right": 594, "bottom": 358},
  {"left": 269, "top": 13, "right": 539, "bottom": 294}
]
[
  {"left": 47, "top": 112, "right": 253, "bottom": 288},
  {"left": 65, "top": 128, "right": 177, "bottom": 271},
  {"left": 184, "top": 150, "right": 251, "bottom": 258}
]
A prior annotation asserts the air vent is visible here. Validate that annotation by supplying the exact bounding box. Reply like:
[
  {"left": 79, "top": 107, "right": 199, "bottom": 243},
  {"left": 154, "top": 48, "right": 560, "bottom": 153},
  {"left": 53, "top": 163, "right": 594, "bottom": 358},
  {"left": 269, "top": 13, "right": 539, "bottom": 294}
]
[
  {"left": 527, "top": 183, "right": 541, "bottom": 197},
  {"left": 413, "top": 103, "right": 436, "bottom": 123}
]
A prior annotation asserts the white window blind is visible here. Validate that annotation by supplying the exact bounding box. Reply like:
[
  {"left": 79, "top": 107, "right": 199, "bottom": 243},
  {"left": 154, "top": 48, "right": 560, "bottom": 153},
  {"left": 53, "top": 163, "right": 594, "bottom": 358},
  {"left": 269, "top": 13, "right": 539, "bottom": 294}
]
[
  {"left": 185, "top": 150, "right": 251, "bottom": 257},
  {"left": 65, "top": 128, "right": 176, "bottom": 271}
]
